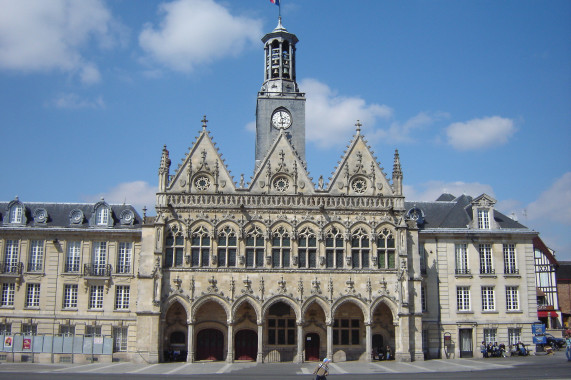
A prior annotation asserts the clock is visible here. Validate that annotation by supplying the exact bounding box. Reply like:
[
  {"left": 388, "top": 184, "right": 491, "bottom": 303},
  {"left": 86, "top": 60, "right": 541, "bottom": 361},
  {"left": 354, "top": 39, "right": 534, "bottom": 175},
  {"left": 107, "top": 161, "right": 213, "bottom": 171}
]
[{"left": 271, "top": 109, "right": 292, "bottom": 129}]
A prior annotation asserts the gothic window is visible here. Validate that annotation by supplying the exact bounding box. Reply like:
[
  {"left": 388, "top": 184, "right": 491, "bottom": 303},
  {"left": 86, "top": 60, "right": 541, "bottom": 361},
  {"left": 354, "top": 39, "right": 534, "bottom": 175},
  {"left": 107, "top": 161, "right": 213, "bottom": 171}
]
[
  {"left": 191, "top": 226, "right": 210, "bottom": 267},
  {"left": 246, "top": 226, "right": 264, "bottom": 268},
  {"left": 273, "top": 176, "right": 290, "bottom": 192},
  {"left": 272, "top": 227, "right": 290, "bottom": 268},
  {"left": 267, "top": 318, "right": 296, "bottom": 345},
  {"left": 351, "top": 177, "right": 368, "bottom": 194},
  {"left": 377, "top": 228, "right": 396, "bottom": 269},
  {"left": 333, "top": 319, "right": 360, "bottom": 345},
  {"left": 298, "top": 227, "right": 316, "bottom": 268},
  {"left": 351, "top": 228, "right": 370, "bottom": 268},
  {"left": 217, "top": 226, "right": 237, "bottom": 267},
  {"left": 326, "top": 227, "right": 344, "bottom": 269},
  {"left": 165, "top": 226, "right": 184, "bottom": 268},
  {"left": 194, "top": 175, "right": 212, "bottom": 191}
]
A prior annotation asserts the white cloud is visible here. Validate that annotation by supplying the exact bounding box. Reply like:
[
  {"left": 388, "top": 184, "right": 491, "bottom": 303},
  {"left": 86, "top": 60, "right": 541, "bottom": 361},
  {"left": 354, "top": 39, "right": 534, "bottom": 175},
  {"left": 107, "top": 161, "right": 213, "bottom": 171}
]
[
  {"left": 139, "top": 0, "right": 262, "bottom": 73},
  {"left": 0, "top": 0, "right": 119, "bottom": 84},
  {"left": 301, "top": 78, "right": 392, "bottom": 148},
  {"left": 446, "top": 116, "right": 516, "bottom": 150},
  {"left": 50, "top": 93, "right": 105, "bottom": 109},
  {"left": 527, "top": 172, "right": 571, "bottom": 224},
  {"left": 83, "top": 181, "right": 157, "bottom": 211},
  {"left": 404, "top": 180, "right": 494, "bottom": 202}
]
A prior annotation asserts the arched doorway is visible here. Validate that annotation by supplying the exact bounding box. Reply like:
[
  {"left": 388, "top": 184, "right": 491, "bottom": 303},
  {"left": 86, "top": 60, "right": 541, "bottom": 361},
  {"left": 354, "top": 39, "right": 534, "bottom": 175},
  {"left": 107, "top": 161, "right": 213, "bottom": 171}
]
[
  {"left": 235, "top": 329, "right": 257, "bottom": 360},
  {"left": 196, "top": 329, "right": 224, "bottom": 361},
  {"left": 305, "top": 333, "right": 320, "bottom": 361},
  {"left": 163, "top": 302, "right": 188, "bottom": 362}
]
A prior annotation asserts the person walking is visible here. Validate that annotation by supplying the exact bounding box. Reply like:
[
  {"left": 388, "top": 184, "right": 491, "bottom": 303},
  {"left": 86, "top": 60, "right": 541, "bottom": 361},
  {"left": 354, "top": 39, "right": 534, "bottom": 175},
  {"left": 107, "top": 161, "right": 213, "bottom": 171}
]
[
  {"left": 565, "top": 334, "right": 571, "bottom": 361},
  {"left": 313, "top": 358, "right": 331, "bottom": 380}
]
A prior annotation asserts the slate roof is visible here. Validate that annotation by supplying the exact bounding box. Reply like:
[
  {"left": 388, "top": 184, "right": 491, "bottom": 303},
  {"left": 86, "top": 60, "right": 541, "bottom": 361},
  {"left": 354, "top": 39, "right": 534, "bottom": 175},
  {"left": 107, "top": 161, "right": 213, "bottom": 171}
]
[
  {"left": 405, "top": 194, "right": 528, "bottom": 231},
  {"left": 0, "top": 201, "right": 142, "bottom": 229}
]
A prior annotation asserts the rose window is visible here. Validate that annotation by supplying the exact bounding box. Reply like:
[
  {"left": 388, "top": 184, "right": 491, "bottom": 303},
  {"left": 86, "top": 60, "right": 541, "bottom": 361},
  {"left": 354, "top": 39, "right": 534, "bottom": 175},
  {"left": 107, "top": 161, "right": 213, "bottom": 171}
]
[
  {"left": 273, "top": 176, "right": 290, "bottom": 192},
  {"left": 351, "top": 178, "right": 367, "bottom": 193},
  {"left": 194, "top": 175, "right": 211, "bottom": 191}
]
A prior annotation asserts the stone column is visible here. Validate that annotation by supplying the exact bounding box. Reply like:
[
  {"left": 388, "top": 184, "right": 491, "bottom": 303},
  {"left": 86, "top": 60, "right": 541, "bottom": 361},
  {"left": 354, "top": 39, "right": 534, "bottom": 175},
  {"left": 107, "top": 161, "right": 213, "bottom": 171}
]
[
  {"left": 296, "top": 321, "right": 304, "bottom": 363},
  {"left": 365, "top": 322, "right": 372, "bottom": 362},
  {"left": 257, "top": 323, "right": 264, "bottom": 363},
  {"left": 326, "top": 322, "right": 333, "bottom": 360},
  {"left": 187, "top": 322, "right": 195, "bottom": 362},
  {"left": 226, "top": 323, "right": 234, "bottom": 363}
]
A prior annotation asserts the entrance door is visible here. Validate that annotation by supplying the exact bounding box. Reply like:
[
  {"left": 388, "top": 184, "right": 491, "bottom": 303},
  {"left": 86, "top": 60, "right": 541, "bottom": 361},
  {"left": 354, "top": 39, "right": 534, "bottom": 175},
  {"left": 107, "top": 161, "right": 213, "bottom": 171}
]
[
  {"left": 305, "top": 333, "right": 320, "bottom": 361},
  {"left": 459, "top": 328, "right": 473, "bottom": 358},
  {"left": 372, "top": 334, "right": 383, "bottom": 357},
  {"left": 235, "top": 329, "right": 257, "bottom": 361},
  {"left": 196, "top": 329, "right": 224, "bottom": 361}
]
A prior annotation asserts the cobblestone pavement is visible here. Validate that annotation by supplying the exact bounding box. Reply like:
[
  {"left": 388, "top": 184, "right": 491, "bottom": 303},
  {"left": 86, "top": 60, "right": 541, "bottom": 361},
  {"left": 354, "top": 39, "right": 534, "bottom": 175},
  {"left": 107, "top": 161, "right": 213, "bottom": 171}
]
[{"left": 0, "top": 352, "right": 566, "bottom": 377}]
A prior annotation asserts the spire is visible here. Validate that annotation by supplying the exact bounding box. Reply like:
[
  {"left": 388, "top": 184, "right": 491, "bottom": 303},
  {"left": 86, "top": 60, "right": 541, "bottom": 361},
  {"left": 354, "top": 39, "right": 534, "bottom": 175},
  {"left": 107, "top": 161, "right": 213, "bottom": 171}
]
[
  {"left": 355, "top": 120, "right": 362, "bottom": 134},
  {"left": 158, "top": 145, "right": 171, "bottom": 192},
  {"left": 392, "top": 149, "right": 403, "bottom": 196},
  {"left": 201, "top": 115, "right": 208, "bottom": 131}
]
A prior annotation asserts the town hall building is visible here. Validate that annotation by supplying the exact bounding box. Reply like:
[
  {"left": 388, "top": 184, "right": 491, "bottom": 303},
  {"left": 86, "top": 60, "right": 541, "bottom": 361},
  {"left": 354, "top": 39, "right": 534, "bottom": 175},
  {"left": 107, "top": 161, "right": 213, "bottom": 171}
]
[{"left": 0, "top": 18, "right": 539, "bottom": 364}]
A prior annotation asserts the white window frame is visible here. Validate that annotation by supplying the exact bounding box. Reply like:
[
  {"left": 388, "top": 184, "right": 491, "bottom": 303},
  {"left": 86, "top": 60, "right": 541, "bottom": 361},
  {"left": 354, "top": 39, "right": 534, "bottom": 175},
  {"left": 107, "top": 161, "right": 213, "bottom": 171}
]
[
  {"left": 503, "top": 244, "right": 517, "bottom": 274},
  {"left": 10, "top": 205, "right": 23, "bottom": 224},
  {"left": 455, "top": 243, "right": 469, "bottom": 274},
  {"left": 25, "top": 283, "right": 40, "bottom": 308},
  {"left": 117, "top": 242, "right": 132, "bottom": 274},
  {"left": 481, "top": 286, "right": 495, "bottom": 311},
  {"left": 457, "top": 286, "right": 471, "bottom": 311},
  {"left": 479, "top": 244, "right": 494, "bottom": 274},
  {"left": 63, "top": 284, "right": 78, "bottom": 309},
  {"left": 89, "top": 285, "right": 104, "bottom": 309},
  {"left": 65, "top": 241, "right": 81, "bottom": 272},
  {"left": 483, "top": 328, "right": 497, "bottom": 345},
  {"left": 477, "top": 208, "right": 490, "bottom": 229},
  {"left": 1, "top": 283, "right": 15, "bottom": 307},
  {"left": 506, "top": 286, "right": 519, "bottom": 311},
  {"left": 96, "top": 207, "right": 109, "bottom": 225},
  {"left": 508, "top": 328, "right": 521, "bottom": 346},
  {"left": 115, "top": 285, "right": 130, "bottom": 310},
  {"left": 113, "top": 326, "right": 128, "bottom": 352},
  {"left": 92, "top": 242, "right": 107, "bottom": 275},
  {"left": 28, "top": 240, "right": 44, "bottom": 272},
  {"left": 4, "top": 240, "right": 19, "bottom": 273}
]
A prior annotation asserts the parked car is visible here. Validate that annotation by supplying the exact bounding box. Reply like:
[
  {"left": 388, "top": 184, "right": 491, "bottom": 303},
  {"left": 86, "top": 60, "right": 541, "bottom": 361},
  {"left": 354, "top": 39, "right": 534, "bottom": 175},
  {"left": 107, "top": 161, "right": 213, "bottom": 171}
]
[{"left": 544, "top": 333, "right": 566, "bottom": 349}]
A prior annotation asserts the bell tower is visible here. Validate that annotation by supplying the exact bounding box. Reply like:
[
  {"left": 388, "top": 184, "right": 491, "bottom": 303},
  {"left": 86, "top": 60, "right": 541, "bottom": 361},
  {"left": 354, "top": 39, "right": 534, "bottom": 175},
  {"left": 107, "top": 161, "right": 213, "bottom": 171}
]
[{"left": 255, "top": 17, "right": 306, "bottom": 168}]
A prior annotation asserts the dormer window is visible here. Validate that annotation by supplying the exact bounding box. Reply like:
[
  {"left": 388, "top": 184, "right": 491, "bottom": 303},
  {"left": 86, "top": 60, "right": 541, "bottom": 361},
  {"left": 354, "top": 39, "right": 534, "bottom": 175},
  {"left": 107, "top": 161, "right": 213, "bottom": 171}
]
[
  {"left": 10, "top": 204, "right": 23, "bottom": 224},
  {"left": 96, "top": 207, "right": 109, "bottom": 225},
  {"left": 477, "top": 209, "right": 490, "bottom": 229}
]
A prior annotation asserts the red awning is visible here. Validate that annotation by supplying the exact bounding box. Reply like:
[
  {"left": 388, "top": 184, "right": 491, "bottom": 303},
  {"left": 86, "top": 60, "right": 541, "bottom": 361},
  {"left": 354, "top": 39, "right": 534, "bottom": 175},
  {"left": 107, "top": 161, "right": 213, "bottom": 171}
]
[{"left": 538, "top": 311, "right": 558, "bottom": 318}]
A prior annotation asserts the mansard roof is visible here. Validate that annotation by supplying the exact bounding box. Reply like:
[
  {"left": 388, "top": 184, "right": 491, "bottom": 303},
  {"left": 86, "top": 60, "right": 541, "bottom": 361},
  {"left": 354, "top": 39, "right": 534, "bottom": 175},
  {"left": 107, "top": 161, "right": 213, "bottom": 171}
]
[
  {"left": 0, "top": 200, "right": 142, "bottom": 229},
  {"left": 405, "top": 194, "right": 528, "bottom": 231}
]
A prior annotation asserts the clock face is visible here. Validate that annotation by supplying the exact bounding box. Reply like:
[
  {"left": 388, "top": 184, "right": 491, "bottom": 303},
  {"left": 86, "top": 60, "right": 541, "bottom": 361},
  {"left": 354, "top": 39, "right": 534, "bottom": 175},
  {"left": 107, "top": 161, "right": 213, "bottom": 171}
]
[{"left": 271, "top": 110, "right": 292, "bottom": 129}]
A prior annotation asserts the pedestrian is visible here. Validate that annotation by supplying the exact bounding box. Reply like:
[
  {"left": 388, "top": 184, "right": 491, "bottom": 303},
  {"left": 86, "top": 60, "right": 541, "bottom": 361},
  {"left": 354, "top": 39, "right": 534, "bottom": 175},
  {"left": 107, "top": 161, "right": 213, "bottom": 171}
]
[
  {"left": 565, "top": 334, "right": 571, "bottom": 361},
  {"left": 313, "top": 357, "right": 330, "bottom": 380}
]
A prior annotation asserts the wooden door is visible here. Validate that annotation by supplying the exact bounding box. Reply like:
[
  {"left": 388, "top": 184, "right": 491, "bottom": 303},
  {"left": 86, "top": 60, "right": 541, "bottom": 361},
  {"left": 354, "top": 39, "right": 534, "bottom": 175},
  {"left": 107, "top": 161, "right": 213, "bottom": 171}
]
[
  {"left": 305, "top": 333, "right": 320, "bottom": 361},
  {"left": 196, "top": 329, "right": 223, "bottom": 361},
  {"left": 235, "top": 329, "right": 257, "bottom": 361}
]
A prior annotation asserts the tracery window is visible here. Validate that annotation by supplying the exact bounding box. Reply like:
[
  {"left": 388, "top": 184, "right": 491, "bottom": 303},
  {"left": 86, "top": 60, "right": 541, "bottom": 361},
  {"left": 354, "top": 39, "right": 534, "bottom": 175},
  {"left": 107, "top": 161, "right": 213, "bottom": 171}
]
[
  {"left": 191, "top": 226, "right": 210, "bottom": 267},
  {"left": 325, "top": 227, "right": 344, "bottom": 269},
  {"left": 377, "top": 228, "right": 396, "bottom": 269},
  {"left": 297, "top": 227, "right": 316, "bottom": 268},
  {"left": 165, "top": 225, "right": 184, "bottom": 268},
  {"left": 217, "top": 226, "right": 237, "bottom": 267},
  {"left": 351, "top": 228, "right": 370, "bottom": 268},
  {"left": 246, "top": 226, "right": 265, "bottom": 268},
  {"left": 272, "top": 227, "right": 290, "bottom": 268}
]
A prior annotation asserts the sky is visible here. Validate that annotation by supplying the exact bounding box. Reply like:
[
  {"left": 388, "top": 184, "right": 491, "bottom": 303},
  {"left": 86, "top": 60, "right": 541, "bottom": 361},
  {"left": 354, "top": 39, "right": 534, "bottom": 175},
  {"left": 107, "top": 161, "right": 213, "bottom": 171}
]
[{"left": 0, "top": 0, "right": 570, "bottom": 260}]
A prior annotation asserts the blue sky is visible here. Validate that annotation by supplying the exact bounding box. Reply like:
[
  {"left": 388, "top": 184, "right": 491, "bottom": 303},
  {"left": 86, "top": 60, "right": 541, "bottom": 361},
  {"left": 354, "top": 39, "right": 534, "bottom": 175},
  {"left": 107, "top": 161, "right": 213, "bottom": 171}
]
[{"left": 0, "top": 0, "right": 570, "bottom": 259}]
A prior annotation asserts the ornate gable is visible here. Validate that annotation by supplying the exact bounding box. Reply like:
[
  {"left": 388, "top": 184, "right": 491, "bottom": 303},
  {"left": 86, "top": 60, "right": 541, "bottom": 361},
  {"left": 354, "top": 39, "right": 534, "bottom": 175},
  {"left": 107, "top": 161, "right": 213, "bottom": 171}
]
[
  {"left": 327, "top": 130, "right": 393, "bottom": 196},
  {"left": 167, "top": 126, "right": 236, "bottom": 195},
  {"left": 249, "top": 130, "right": 314, "bottom": 195}
]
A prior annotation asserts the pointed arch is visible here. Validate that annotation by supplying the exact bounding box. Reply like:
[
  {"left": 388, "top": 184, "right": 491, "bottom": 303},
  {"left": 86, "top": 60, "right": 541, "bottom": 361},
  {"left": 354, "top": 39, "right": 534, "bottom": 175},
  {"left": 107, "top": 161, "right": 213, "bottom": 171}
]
[
  {"left": 262, "top": 295, "right": 301, "bottom": 321},
  {"left": 331, "top": 296, "right": 369, "bottom": 323},
  {"left": 370, "top": 295, "right": 399, "bottom": 322},
  {"left": 232, "top": 295, "right": 262, "bottom": 323},
  {"left": 349, "top": 222, "right": 372, "bottom": 234},
  {"left": 301, "top": 295, "right": 330, "bottom": 320},
  {"left": 191, "top": 294, "right": 230, "bottom": 323},
  {"left": 162, "top": 294, "right": 192, "bottom": 320}
]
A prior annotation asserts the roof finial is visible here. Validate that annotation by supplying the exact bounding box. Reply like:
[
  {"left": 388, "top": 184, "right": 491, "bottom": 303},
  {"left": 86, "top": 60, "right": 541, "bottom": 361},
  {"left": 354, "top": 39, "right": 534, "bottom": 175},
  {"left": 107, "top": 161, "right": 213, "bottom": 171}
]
[
  {"left": 355, "top": 120, "right": 362, "bottom": 134},
  {"left": 201, "top": 115, "right": 208, "bottom": 130}
]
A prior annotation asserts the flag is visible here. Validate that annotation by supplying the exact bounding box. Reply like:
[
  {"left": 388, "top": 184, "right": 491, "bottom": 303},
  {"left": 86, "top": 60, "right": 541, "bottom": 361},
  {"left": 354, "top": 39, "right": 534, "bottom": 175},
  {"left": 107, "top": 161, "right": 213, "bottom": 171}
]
[{"left": 270, "top": 0, "right": 280, "bottom": 5}]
